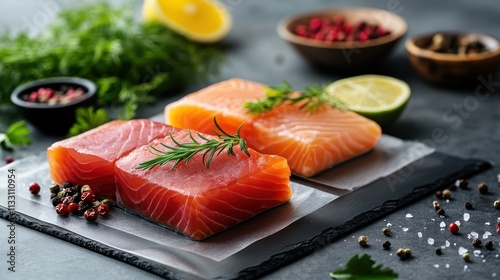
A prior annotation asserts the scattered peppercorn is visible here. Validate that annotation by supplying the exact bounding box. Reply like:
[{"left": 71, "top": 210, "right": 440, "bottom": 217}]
[
  {"left": 81, "top": 191, "right": 96, "bottom": 203},
  {"left": 437, "top": 208, "right": 445, "bottom": 216},
  {"left": 478, "top": 182, "right": 489, "bottom": 194},
  {"left": 428, "top": 33, "right": 487, "bottom": 55},
  {"left": 55, "top": 203, "right": 69, "bottom": 216},
  {"left": 68, "top": 202, "right": 79, "bottom": 214},
  {"left": 496, "top": 222, "right": 500, "bottom": 234},
  {"left": 464, "top": 202, "right": 473, "bottom": 210},
  {"left": 396, "top": 248, "right": 412, "bottom": 260},
  {"left": 101, "top": 199, "right": 112, "bottom": 207},
  {"left": 449, "top": 182, "right": 457, "bottom": 191},
  {"left": 494, "top": 200, "right": 500, "bottom": 210},
  {"left": 462, "top": 253, "right": 470, "bottom": 262},
  {"left": 435, "top": 248, "right": 442, "bottom": 255},
  {"left": 432, "top": 200, "right": 440, "bottom": 210},
  {"left": 80, "top": 184, "right": 92, "bottom": 193},
  {"left": 442, "top": 189, "right": 452, "bottom": 199},
  {"left": 485, "top": 240, "right": 494, "bottom": 250},
  {"left": 28, "top": 182, "right": 41, "bottom": 195},
  {"left": 97, "top": 204, "right": 110, "bottom": 217},
  {"left": 449, "top": 222, "right": 459, "bottom": 234},
  {"left": 382, "top": 227, "right": 392, "bottom": 236},
  {"left": 382, "top": 240, "right": 391, "bottom": 250},
  {"left": 63, "top": 181, "right": 74, "bottom": 189},
  {"left": 357, "top": 235, "right": 368, "bottom": 247},
  {"left": 435, "top": 190, "right": 443, "bottom": 199},
  {"left": 84, "top": 208, "right": 98, "bottom": 222},
  {"left": 78, "top": 201, "right": 91, "bottom": 214},
  {"left": 497, "top": 174, "right": 500, "bottom": 184},
  {"left": 5, "top": 156, "right": 14, "bottom": 164},
  {"left": 472, "top": 238, "right": 482, "bottom": 247},
  {"left": 22, "top": 85, "right": 87, "bottom": 105},
  {"left": 49, "top": 184, "right": 60, "bottom": 194},
  {"left": 454, "top": 179, "right": 467, "bottom": 189},
  {"left": 51, "top": 197, "right": 61, "bottom": 206}
]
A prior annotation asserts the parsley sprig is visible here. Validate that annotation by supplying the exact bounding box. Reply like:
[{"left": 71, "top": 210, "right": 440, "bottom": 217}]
[
  {"left": 244, "top": 81, "right": 347, "bottom": 114},
  {"left": 137, "top": 118, "right": 250, "bottom": 170},
  {"left": 329, "top": 254, "right": 398, "bottom": 280},
  {"left": 0, "top": 121, "right": 32, "bottom": 151}
]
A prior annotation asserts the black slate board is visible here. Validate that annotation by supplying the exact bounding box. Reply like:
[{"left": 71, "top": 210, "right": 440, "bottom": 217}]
[{"left": 0, "top": 152, "right": 492, "bottom": 280}]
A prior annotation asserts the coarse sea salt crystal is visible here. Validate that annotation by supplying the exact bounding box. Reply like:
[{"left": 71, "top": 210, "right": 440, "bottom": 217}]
[
  {"left": 471, "top": 231, "right": 479, "bottom": 239},
  {"left": 434, "top": 264, "right": 439, "bottom": 268},
  {"left": 440, "top": 221, "right": 446, "bottom": 228},
  {"left": 446, "top": 240, "right": 451, "bottom": 247},
  {"left": 474, "top": 250, "right": 481, "bottom": 257},
  {"left": 486, "top": 222, "right": 491, "bottom": 225},
  {"left": 483, "top": 231, "right": 492, "bottom": 239},
  {"left": 459, "top": 247, "right": 468, "bottom": 255},
  {"left": 387, "top": 223, "right": 392, "bottom": 227},
  {"left": 463, "top": 213, "right": 470, "bottom": 221},
  {"left": 441, "top": 245, "right": 446, "bottom": 249},
  {"left": 445, "top": 264, "right": 450, "bottom": 269},
  {"left": 406, "top": 213, "right": 413, "bottom": 218},
  {"left": 428, "top": 238, "right": 435, "bottom": 245},
  {"left": 402, "top": 227, "right": 409, "bottom": 232},
  {"left": 464, "top": 265, "right": 468, "bottom": 272},
  {"left": 418, "top": 232, "right": 423, "bottom": 238},
  {"left": 493, "top": 272, "right": 497, "bottom": 277},
  {"left": 455, "top": 221, "right": 461, "bottom": 226}
]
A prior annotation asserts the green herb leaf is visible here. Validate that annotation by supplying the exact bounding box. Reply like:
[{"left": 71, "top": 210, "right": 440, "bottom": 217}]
[
  {"left": 137, "top": 117, "right": 250, "bottom": 170},
  {"left": 67, "top": 106, "right": 110, "bottom": 137},
  {"left": 329, "top": 254, "right": 398, "bottom": 280},
  {"left": 0, "top": 120, "right": 32, "bottom": 151},
  {"left": 244, "top": 81, "right": 347, "bottom": 114}
]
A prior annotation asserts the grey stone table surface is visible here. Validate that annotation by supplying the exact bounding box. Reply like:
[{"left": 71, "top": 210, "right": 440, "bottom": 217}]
[{"left": 1, "top": 0, "right": 500, "bottom": 279}]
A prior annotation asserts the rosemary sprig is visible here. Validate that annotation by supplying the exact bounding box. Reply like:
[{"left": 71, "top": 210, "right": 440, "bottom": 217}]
[
  {"left": 244, "top": 81, "right": 347, "bottom": 114},
  {"left": 137, "top": 118, "right": 250, "bottom": 171}
]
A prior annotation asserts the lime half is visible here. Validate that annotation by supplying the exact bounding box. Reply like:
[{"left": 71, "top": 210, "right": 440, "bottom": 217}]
[{"left": 326, "top": 75, "right": 411, "bottom": 127}]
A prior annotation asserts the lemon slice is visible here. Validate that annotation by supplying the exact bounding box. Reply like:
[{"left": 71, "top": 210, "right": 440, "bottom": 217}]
[
  {"left": 326, "top": 75, "right": 411, "bottom": 127},
  {"left": 142, "top": 0, "right": 232, "bottom": 43}
]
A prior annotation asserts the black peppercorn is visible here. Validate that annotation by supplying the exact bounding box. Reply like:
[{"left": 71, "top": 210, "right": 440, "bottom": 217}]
[
  {"left": 472, "top": 238, "right": 482, "bottom": 247},
  {"left": 397, "top": 248, "right": 412, "bottom": 260},
  {"left": 435, "top": 248, "right": 442, "bottom": 255},
  {"left": 485, "top": 240, "right": 494, "bottom": 250},
  {"left": 382, "top": 240, "right": 391, "bottom": 250},
  {"left": 71, "top": 184, "right": 82, "bottom": 193},
  {"left": 50, "top": 192, "right": 57, "bottom": 199},
  {"left": 51, "top": 197, "right": 61, "bottom": 207},
  {"left": 464, "top": 202, "right": 473, "bottom": 210},
  {"left": 437, "top": 208, "right": 445, "bottom": 216},
  {"left": 63, "top": 181, "right": 74, "bottom": 189},
  {"left": 433, "top": 200, "right": 441, "bottom": 211},
  {"left": 457, "top": 179, "right": 469, "bottom": 189},
  {"left": 78, "top": 201, "right": 91, "bottom": 214},
  {"left": 478, "top": 182, "right": 488, "bottom": 194},
  {"left": 435, "top": 190, "right": 443, "bottom": 199},
  {"left": 449, "top": 183, "right": 457, "bottom": 191}
]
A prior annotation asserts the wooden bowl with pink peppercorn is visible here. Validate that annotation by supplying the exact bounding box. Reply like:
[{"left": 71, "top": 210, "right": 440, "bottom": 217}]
[
  {"left": 10, "top": 76, "right": 97, "bottom": 135},
  {"left": 277, "top": 7, "right": 408, "bottom": 72}
]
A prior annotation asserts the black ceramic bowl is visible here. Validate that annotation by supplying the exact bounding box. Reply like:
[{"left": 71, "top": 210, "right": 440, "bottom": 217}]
[{"left": 10, "top": 77, "right": 98, "bottom": 135}]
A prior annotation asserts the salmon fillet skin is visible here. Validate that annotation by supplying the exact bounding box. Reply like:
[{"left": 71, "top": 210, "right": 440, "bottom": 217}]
[
  {"left": 164, "top": 78, "right": 382, "bottom": 177},
  {"left": 47, "top": 119, "right": 175, "bottom": 200},
  {"left": 114, "top": 128, "right": 292, "bottom": 240}
]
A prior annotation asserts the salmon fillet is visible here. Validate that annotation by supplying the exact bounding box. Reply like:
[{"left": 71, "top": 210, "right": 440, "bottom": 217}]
[
  {"left": 164, "top": 78, "right": 382, "bottom": 177},
  {"left": 47, "top": 119, "right": 174, "bottom": 200},
  {"left": 114, "top": 129, "right": 292, "bottom": 240}
]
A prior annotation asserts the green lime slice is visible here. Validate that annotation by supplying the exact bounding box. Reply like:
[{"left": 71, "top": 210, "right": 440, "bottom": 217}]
[{"left": 326, "top": 75, "right": 411, "bottom": 127}]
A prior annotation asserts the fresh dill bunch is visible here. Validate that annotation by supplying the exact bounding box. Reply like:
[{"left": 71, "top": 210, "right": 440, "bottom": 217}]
[
  {"left": 244, "top": 81, "right": 347, "bottom": 114},
  {"left": 0, "top": 1, "right": 224, "bottom": 120},
  {"left": 137, "top": 117, "right": 250, "bottom": 170}
]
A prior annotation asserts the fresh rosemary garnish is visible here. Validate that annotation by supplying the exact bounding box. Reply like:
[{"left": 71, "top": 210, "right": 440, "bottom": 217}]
[
  {"left": 137, "top": 118, "right": 250, "bottom": 171},
  {"left": 244, "top": 81, "right": 347, "bottom": 114}
]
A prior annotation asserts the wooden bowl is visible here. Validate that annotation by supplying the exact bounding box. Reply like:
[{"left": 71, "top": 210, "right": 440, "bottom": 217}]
[
  {"left": 405, "top": 31, "right": 500, "bottom": 86},
  {"left": 10, "top": 77, "right": 98, "bottom": 135},
  {"left": 277, "top": 7, "right": 408, "bottom": 72}
]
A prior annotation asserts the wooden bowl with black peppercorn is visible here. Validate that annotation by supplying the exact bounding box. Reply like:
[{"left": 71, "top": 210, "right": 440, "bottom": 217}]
[
  {"left": 277, "top": 7, "right": 408, "bottom": 72},
  {"left": 405, "top": 31, "right": 500, "bottom": 87},
  {"left": 10, "top": 76, "right": 98, "bottom": 135}
]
